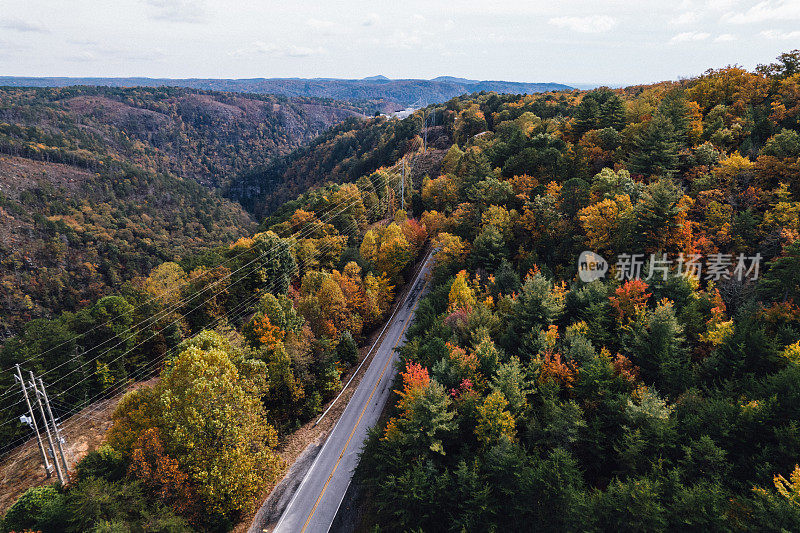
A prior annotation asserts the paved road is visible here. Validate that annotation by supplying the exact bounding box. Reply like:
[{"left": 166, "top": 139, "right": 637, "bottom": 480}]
[{"left": 273, "top": 252, "right": 434, "bottom": 533}]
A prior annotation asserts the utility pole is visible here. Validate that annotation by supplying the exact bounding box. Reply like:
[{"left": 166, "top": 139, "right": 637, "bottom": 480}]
[
  {"left": 15, "top": 364, "right": 51, "bottom": 478},
  {"left": 422, "top": 109, "right": 428, "bottom": 152},
  {"left": 401, "top": 158, "right": 405, "bottom": 212},
  {"left": 39, "top": 377, "right": 69, "bottom": 483},
  {"left": 30, "top": 371, "right": 64, "bottom": 484}
]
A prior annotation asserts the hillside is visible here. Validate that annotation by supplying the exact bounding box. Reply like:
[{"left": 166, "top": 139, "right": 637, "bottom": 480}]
[
  {"left": 0, "top": 86, "right": 366, "bottom": 330},
  {"left": 0, "top": 76, "right": 572, "bottom": 108},
  {"left": 0, "top": 154, "right": 256, "bottom": 333},
  {"left": 230, "top": 90, "right": 568, "bottom": 218},
  {"left": 0, "top": 86, "right": 366, "bottom": 189}
]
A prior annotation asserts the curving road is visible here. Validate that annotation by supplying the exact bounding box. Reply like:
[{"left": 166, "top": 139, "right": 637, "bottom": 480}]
[{"left": 273, "top": 252, "right": 434, "bottom": 533}]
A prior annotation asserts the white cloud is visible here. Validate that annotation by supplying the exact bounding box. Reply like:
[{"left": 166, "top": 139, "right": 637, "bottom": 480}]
[
  {"left": 145, "top": 0, "right": 207, "bottom": 23},
  {"left": 671, "top": 11, "right": 700, "bottom": 25},
  {"left": 64, "top": 46, "right": 166, "bottom": 63},
  {"left": 548, "top": 15, "right": 617, "bottom": 34},
  {"left": 723, "top": 0, "right": 800, "bottom": 24},
  {"left": 677, "top": 0, "right": 734, "bottom": 9},
  {"left": 284, "top": 45, "right": 326, "bottom": 57},
  {"left": 388, "top": 30, "right": 424, "bottom": 49},
  {"left": 0, "top": 17, "right": 47, "bottom": 33},
  {"left": 362, "top": 13, "right": 380, "bottom": 27},
  {"left": 670, "top": 31, "right": 711, "bottom": 43},
  {"left": 0, "top": 39, "right": 29, "bottom": 55},
  {"left": 64, "top": 50, "right": 99, "bottom": 63},
  {"left": 307, "top": 18, "right": 338, "bottom": 31},
  {"left": 714, "top": 33, "right": 736, "bottom": 41},
  {"left": 760, "top": 29, "right": 800, "bottom": 39},
  {"left": 231, "top": 41, "right": 327, "bottom": 58}
]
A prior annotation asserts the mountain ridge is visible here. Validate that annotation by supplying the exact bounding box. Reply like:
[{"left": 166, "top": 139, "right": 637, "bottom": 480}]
[{"left": 0, "top": 76, "right": 573, "bottom": 107}]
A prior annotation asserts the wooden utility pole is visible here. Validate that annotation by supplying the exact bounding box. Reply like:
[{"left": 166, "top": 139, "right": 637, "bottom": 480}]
[
  {"left": 401, "top": 158, "right": 406, "bottom": 212},
  {"left": 39, "top": 377, "right": 70, "bottom": 483},
  {"left": 30, "top": 371, "right": 64, "bottom": 484},
  {"left": 15, "top": 364, "right": 51, "bottom": 478}
]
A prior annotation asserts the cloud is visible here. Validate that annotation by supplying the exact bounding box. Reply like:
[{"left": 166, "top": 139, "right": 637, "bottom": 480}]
[
  {"left": 231, "top": 41, "right": 327, "bottom": 58},
  {"left": 680, "top": 0, "right": 737, "bottom": 10},
  {"left": 307, "top": 18, "right": 338, "bottom": 31},
  {"left": 387, "top": 30, "right": 424, "bottom": 49},
  {"left": 670, "top": 31, "right": 711, "bottom": 43},
  {"left": 548, "top": 15, "right": 617, "bottom": 33},
  {"left": 0, "top": 39, "right": 30, "bottom": 55},
  {"left": 670, "top": 11, "right": 700, "bottom": 25},
  {"left": 63, "top": 50, "right": 100, "bottom": 62},
  {"left": 760, "top": 29, "right": 800, "bottom": 39},
  {"left": 284, "top": 45, "right": 326, "bottom": 57},
  {"left": 0, "top": 17, "right": 47, "bottom": 33},
  {"left": 714, "top": 33, "right": 736, "bottom": 41},
  {"left": 723, "top": 0, "right": 800, "bottom": 24},
  {"left": 362, "top": 13, "right": 380, "bottom": 27},
  {"left": 144, "top": 0, "right": 207, "bottom": 23},
  {"left": 64, "top": 47, "right": 167, "bottom": 63}
]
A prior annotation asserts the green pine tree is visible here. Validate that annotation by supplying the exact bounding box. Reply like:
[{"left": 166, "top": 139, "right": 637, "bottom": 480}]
[
  {"left": 628, "top": 113, "right": 680, "bottom": 176},
  {"left": 599, "top": 94, "right": 627, "bottom": 130}
]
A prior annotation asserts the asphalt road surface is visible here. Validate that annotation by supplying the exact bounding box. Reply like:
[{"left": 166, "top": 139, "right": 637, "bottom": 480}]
[{"left": 273, "top": 252, "right": 434, "bottom": 533}]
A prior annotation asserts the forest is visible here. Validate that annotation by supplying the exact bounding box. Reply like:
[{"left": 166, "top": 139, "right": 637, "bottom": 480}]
[
  {"left": 0, "top": 85, "right": 365, "bottom": 332},
  {"left": 354, "top": 50, "right": 800, "bottom": 531},
  {"left": 2, "top": 49, "right": 800, "bottom": 531}
]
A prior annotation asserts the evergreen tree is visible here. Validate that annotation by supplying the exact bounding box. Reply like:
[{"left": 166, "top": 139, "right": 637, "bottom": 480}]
[
  {"left": 658, "top": 91, "right": 692, "bottom": 146},
  {"left": 574, "top": 97, "right": 600, "bottom": 137},
  {"left": 633, "top": 177, "right": 685, "bottom": 252},
  {"left": 336, "top": 330, "right": 359, "bottom": 366},
  {"left": 759, "top": 240, "right": 800, "bottom": 303},
  {"left": 628, "top": 113, "right": 680, "bottom": 176},
  {"left": 599, "top": 94, "right": 627, "bottom": 130}
]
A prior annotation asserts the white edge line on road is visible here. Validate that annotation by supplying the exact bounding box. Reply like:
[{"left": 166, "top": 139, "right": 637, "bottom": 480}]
[
  {"left": 314, "top": 250, "right": 432, "bottom": 427},
  {"left": 272, "top": 251, "right": 432, "bottom": 533},
  {"left": 324, "top": 266, "right": 432, "bottom": 533}
]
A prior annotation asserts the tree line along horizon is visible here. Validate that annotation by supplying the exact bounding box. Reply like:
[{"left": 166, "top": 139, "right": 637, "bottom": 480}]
[{"left": 3, "top": 49, "right": 800, "bottom": 531}]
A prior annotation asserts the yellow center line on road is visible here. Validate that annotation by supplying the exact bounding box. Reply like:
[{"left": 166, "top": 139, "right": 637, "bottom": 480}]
[{"left": 299, "top": 268, "right": 431, "bottom": 533}]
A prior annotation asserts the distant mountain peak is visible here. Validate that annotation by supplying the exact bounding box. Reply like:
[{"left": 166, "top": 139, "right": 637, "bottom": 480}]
[
  {"left": 432, "top": 76, "right": 480, "bottom": 84},
  {"left": 363, "top": 75, "right": 390, "bottom": 81}
]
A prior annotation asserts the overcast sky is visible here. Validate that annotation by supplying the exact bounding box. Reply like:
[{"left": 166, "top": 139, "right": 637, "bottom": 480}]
[{"left": 0, "top": 0, "right": 799, "bottom": 85}]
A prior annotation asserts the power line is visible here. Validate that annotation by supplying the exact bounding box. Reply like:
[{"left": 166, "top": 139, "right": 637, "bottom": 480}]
[
  {"left": 45, "top": 221, "right": 356, "bottom": 442},
  {"left": 0, "top": 186, "right": 365, "bottom": 377},
  {"left": 0, "top": 203, "right": 362, "bottom": 436},
  {"left": 4, "top": 208, "right": 366, "bottom": 445},
  {"left": 0, "top": 190, "right": 366, "bottom": 407}
]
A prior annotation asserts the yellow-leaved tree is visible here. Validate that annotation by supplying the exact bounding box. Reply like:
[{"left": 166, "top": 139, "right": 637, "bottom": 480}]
[
  {"left": 475, "top": 390, "right": 516, "bottom": 445},
  {"left": 108, "top": 331, "right": 281, "bottom": 518},
  {"left": 448, "top": 270, "right": 476, "bottom": 312}
]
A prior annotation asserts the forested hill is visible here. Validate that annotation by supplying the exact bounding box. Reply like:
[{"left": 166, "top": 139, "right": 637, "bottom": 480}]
[
  {"left": 0, "top": 76, "right": 572, "bottom": 108},
  {"left": 0, "top": 86, "right": 365, "bottom": 331},
  {"left": 0, "top": 86, "right": 366, "bottom": 189}
]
